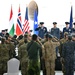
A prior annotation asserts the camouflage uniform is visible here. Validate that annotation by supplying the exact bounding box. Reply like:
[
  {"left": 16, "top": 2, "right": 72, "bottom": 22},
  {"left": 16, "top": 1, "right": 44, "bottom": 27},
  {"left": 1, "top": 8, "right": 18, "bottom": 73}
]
[
  {"left": 18, "top": 38, "right": 24, "bottom": 47},
  {"left": 6, "top": 42, "right": 15, "bottom": 59},
  {"left": 0, "top": 44, "right": 9, "bottom": 75},
  {"left": 59, "top": 32, "right": 68, "bottom": 75},
  {"left": 18, "top": 43, "right": 29, "bottom": 75},
  {"left": 59, "top": 38, "right": 67, "bottom": 75},
  {"left": 27, "top": 40, "right": 42, "bottom": 75},
  {"left": 62, "top": 41, "right": 75, "bottom": 75},
  {"left": 44, "top": 40, "right": 60, "bottom": 75},
  {"left": 41, "top": 38, "right": 48, "bottom": 75}
]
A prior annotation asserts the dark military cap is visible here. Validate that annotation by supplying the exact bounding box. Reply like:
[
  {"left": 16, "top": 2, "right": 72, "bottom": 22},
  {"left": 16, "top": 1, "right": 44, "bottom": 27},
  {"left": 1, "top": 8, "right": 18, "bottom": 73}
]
[
  {"left": 48, "top": 34, "right": 53, "bottom": 38},
  {"left": 44, "top": 33, "right": 49, "bottom": 38},
  {"left": 25, "top": 32, "right": 28, "bottom": 35},
  {"left": 29, "top": 30, "right": 33, "bottom": 32},
  {"left": 5, "top": 29, "right": 8, "bottom": 31},
  {"left": 18, "top": 35, "right": 23, "bottom": 40},
  {"left": 2, "top": 30, "right": 5, "bottom": 32},
  {"left": 13, "top": 35, "right": 17, "bottom": 39},
  {"left": 64, "top": 32, "right": 68, "bottom": 35},
  {"left": 40, "top": 22, "right": 44, "bottom": 25},
  {"left": 65, "top": 22, "right": 70, "bottom": 24},
  {"left": 73, "top": 22, "right": 75, "bottom": 25},
  {"left": 53, "top": 22, "right": 57, "bottom": 25},
  {"left": 68, "top": 35, "right": 72, "bottom": 40}
]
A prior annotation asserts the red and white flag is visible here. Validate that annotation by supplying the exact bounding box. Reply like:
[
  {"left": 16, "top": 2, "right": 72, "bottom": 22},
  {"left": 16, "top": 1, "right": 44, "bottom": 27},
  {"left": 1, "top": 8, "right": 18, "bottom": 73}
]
[{"left": 16, "top": 5, "right": 23, "bottom": 36}]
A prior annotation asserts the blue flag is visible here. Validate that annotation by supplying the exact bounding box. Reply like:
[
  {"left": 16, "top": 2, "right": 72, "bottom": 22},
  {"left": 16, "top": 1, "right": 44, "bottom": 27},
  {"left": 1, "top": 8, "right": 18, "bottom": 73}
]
[
  {"left": 69, "top": 6, "right": 73, "bottom": 28},
  {"left": 33, "top": 10, "right": 38, "bottom": 35}
]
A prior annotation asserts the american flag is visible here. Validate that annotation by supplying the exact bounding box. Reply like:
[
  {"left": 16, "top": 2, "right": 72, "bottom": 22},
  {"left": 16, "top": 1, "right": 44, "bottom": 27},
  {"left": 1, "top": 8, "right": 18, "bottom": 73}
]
[
  {"left": 16, "top": 6, "right": 23, "bottom": 36},
  {"left": 23, "top": 7, "right": 30, "bottom": 35}
]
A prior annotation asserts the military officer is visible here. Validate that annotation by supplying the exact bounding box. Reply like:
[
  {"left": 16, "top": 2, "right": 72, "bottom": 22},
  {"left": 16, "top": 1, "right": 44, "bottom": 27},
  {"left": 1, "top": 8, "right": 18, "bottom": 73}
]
[
  {"left": 59, "top": 32, "right": 68, "bottom": 75},
  {"left": 0, "top": 37, "right": 9, "bottom": 75},
  {"left": 50, "top": 22, "right": 60, "bottom": 57},
  {"left": 27, "top": 34, "right": 43, "bottom": 75},
  {"left": 62, "top": 35, "right": 75, "bottom": 75},
  {"left": 18, "top": 42, "right": 29, "bottom": 75},
  {"left": 40, "top": 33, "right": 49, "bottom": 75},
  {"left": 51, "top": 22, "right": 60, "bottom": 39},
  {"left": 63, "top": 22, "right": 72, "bottom": 36},
  {"left": 43, "top": 34, "right": 60, "bottom": 75},
  {"left": 35, "top": 22, "right": 47, "bottom": 39}
]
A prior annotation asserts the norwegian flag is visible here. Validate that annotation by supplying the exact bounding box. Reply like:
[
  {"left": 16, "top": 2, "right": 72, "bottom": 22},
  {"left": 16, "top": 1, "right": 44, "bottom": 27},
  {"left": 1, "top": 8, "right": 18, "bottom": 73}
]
[
  {"left": 16, "top": 6, "right": 23, "bottom": 36},
  {"left": 23, "top": 7, "right": 30, "bottom": 34}
]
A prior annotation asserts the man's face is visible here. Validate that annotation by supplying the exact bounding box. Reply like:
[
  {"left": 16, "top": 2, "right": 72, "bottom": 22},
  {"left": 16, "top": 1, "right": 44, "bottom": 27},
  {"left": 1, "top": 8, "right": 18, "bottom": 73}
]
[
  {"left": 41, "top": 24, "right": 44, "bottom": 27},
  {"left": 66, "top": 24, "right": 69, "bottom": 28},
  {"left": 53, "top": 24, "right": 56, "bottom": 28},
  {"left": 65, "top": 35, "right": 68, "bottom": 40}
]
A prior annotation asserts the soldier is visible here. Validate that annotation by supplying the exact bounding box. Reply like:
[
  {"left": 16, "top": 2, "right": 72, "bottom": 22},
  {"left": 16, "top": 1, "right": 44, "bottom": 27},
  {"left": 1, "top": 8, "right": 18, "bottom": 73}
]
[
  {"left": 51, "top": 22, "right": 60, "bottom": 39},
  {"left": 62, "top": 35, "right": 75, "bottom": 75},
  {"left": 0, "top": 30, "right": 5, "bottom": 37},
  {"left": 40, "top": 33, "right": 49, "bottom": 75},
  {"left": 18, "top": 41, "right": 29, "bottom": 75},
  {"left": 27, "top": 34, "right": 43, "bottom": 75},
  {"left": 59, "top": 32, "right": 68, "bottom": 75},
  {"left": 63, "top": 22, "right": 72, "bottom": 36},
  {"left": 6, "top": 37, "right": 15, "bottom": 59},
  {"left": 0, "top": 37, "right": 9, "bottom": 75},
  {"left": 35, "top": 22, "right": 47, "bottom": 39},
  {"left": 59, "top": 32, "right": 68, "bottom": 56},
  {"left": 18, "top": 32, "right": 32, "bottom": 47},
  {"left": 72, "top": 34, "right": 75, "bottom": 70},
  {"left": 43, "top": 34, "right": 60, "bottom": 75},
  {"left": 50, "top": 22, "right": 60, "bottom": 57}
]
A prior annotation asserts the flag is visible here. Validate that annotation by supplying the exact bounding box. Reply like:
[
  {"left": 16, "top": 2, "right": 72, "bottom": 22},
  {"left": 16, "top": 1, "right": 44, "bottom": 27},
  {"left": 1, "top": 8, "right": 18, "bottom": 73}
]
[
  {"left": 23, "top": 7, "right": 29, "bottom": 34},
  {"left": 69, "top": 6, "right": 73, "bottom": 28},
  {"left": 16, "top": 6, "right": 23, "bottom": 36},
  {"left": 9, "top": 6, "right": 14, "bottom": 36},
  {"left": 33, "top": 10, "right": 38, "bottom": 35}
]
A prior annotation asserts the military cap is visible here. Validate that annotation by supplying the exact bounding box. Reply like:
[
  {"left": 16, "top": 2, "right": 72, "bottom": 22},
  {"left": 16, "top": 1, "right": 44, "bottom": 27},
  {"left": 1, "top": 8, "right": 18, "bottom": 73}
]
[
  {"left": 44, "top": 33, "right": 49, "bottom": 38},
  {"left": 5, "top": 29, "right": 8, "bottom": 31},
  {"left": 48, "top": 34, "right": 53, "bottom": 38},
  {"left": 64, "top": 32, "right": 68, "bottom": 35},
  {"left": 24, "top": 32, "right": 28, "bottom": 38},
  {"left": 18, "top": 35, "right": 23, "bottom": 40},
  {"left": 73, "top": 22, "right": 75, "bottom": 25},
  {"left": 65, "top": 22, "right": 70, "bottom": 24},
  {"left": 68, "top": 35, "right": 72, "bottom": 40},
  {"left": 25, "top": 32, "right": 28, "bottom": 35},
  {"left": 29, "top": 30, "right": 33, "bottom": 32},
  {"left": 53, "top": 22, "right": 57, "bottom": 25},
  {"left": 13, "top": 35, "right": 17, "bottom": 39},
  {"left": 2, "top": 30, "right": 5, "bottom": 32},
  {"left": 40, "top": 22, "right": 44, "bottom": 25}
]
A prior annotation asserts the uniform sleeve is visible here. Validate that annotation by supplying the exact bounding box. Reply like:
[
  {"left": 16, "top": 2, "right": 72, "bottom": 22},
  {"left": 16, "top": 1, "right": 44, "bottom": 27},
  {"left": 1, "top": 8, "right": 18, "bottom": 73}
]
[
  {"left": 52, "top": 41, "right": 60, "bottom": 48},
  {"left": 44, "top": 27, "right": 47, "bottom": 33},
  {"left": 35, "top": 27, "right": 40, "bottom": 31},
  {"left": 18, "top": 45, "right": 28, "bottom": 62}
]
